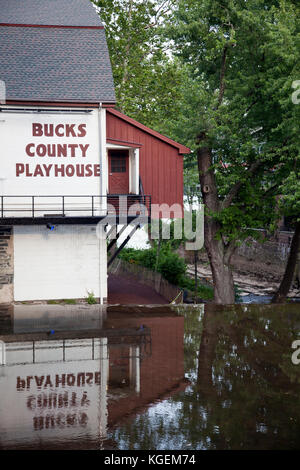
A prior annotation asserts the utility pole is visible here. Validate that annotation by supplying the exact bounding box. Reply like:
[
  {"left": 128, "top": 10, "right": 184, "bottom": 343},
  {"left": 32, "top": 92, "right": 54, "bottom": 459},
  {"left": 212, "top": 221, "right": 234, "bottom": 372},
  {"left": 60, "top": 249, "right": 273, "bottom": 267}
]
[{"left": 194, "top": 250, "right": 198, "bottom": 304}]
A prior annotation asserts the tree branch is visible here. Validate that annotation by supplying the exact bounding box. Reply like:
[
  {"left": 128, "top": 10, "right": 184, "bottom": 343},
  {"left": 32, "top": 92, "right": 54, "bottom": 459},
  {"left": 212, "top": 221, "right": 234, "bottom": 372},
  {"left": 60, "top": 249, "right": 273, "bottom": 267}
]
[
  {"left": 224, "top": 239, "right": 238, "bottom": 265},
  {"left": 217, "top": 44, "right": 228, "bottom": 108},
  {"left": 144, "top": 0, "right": 172, "bottom": 29},
  {"left": 263, "top": 183, "right": 278, "bottom": 198},
  {"left": 221, "top": 160, "right": 262, "bottom": 210},
  {"left": 121, "top": 0, "right": 134, "bottom": 88}
]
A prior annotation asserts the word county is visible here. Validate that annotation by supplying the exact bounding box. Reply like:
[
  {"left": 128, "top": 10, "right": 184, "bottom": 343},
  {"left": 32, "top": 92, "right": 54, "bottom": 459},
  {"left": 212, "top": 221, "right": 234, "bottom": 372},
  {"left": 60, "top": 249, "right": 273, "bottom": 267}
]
[{"left": 16, "top": 122, "right": 100, "bottom": 177}]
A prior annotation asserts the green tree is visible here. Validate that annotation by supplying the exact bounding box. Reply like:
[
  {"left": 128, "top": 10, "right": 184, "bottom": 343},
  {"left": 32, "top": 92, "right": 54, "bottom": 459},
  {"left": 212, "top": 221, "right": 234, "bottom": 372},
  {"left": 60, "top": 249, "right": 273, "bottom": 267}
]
[
  {"left": 167, "top": 0, "right": 300, "bottom": 303},
  {"left": 92, "top": 0, "right": 185, "bottom": 133}
]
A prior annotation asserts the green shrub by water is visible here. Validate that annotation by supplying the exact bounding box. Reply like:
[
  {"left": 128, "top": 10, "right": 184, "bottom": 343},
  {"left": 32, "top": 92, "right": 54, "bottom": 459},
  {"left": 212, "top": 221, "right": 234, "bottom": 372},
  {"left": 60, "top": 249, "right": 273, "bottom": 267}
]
[{"left": 179, "top": 276, "right": 214, "bottom": 300}]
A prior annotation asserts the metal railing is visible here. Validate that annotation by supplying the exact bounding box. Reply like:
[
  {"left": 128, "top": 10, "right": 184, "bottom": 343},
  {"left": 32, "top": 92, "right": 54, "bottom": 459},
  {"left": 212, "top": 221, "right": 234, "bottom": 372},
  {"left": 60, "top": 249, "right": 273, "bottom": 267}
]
[{"left": 0, "top": 194, "right": 151, "bottom": 219}]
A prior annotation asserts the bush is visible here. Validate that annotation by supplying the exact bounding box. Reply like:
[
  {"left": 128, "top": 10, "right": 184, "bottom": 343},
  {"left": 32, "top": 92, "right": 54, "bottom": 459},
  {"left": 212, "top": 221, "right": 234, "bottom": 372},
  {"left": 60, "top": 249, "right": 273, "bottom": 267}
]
[
  {"left": 118, "top": 247, "right": 139, "bottom": 263},
  {"left": 138, "top": 248, "right": 157, "bottom": 270},
  {"left": 118, "top": 247, "right": 186, "bottom": 284},
  {"left": 178, "top": 276, "right": 214, "bottom": 300},
  {"left": 157, "top": 252, "right": 186, "bottom": 285},
  {"left": 119, "top": 247, "right": 157, "bottom": 270}
]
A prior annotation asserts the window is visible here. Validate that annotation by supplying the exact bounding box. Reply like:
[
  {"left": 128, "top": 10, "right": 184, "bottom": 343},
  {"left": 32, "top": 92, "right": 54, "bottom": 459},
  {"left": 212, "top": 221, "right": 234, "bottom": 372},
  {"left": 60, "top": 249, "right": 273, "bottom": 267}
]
[{"left": 111, "top": 153, "right": 127, "bottom": 173}]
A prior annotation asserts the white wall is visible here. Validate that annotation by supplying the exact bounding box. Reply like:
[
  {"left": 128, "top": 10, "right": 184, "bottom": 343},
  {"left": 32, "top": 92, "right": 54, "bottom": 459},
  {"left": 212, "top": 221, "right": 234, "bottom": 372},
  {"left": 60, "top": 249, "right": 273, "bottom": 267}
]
[
  {"left": 0, "top": 107, "right": 107, "bottom": 216},
  {"left": 13, "top": 225, "right": 107, "bottom": 302},
  {"left": 0, "top": 108, "right": 100, "bottom": 195}
]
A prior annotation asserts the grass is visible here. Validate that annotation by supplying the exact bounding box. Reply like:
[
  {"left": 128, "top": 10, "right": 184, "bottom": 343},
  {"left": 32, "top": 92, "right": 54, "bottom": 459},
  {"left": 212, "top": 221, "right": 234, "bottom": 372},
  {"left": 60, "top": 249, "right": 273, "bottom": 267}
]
[
  {"left": 47, "top": 299, "right": 77, "bottom": 305},
  {"left": 62, "top": 299, "right": 76, "bottom": 304}
]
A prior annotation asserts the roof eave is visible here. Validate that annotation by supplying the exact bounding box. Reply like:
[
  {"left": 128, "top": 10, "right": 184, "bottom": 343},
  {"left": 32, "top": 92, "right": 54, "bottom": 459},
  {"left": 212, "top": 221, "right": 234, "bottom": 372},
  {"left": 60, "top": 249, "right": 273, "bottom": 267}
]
[
  {"left": 107, "top": 108, "right": 191, "bottom": 154},
  {"left": 5, "top": 99, "right": 116, "bottom": 108}
]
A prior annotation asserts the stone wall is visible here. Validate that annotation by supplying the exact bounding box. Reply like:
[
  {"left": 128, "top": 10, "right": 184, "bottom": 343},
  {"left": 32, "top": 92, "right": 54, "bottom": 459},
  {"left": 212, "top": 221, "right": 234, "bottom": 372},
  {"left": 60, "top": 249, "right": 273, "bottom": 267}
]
[
  {"left": 0, "top": 226, "right": 14, "bottom": 304},
  {"left": 0, "top": 303, "right": 13, "bottom": 333},
  {"left": 180, "top": 232, "right": 294, "bottom": 280},
  {"left": 236, "top": 236, "right": 291, "bottom": 266}
]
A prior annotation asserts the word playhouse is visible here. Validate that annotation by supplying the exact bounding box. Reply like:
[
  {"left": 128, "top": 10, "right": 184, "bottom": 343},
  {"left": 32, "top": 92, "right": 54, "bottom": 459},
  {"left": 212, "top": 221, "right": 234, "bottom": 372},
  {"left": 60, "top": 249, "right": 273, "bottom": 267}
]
[{"left": 16, "top": 163, "right": 100, "bottom": 178}]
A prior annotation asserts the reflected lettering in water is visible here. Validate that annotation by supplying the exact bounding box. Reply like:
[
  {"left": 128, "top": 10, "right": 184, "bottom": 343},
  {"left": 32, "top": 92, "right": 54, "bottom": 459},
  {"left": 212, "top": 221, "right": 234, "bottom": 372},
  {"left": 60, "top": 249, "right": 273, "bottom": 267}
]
[{"left": 0, "top": 302, "right": 299, "bottom": 450}]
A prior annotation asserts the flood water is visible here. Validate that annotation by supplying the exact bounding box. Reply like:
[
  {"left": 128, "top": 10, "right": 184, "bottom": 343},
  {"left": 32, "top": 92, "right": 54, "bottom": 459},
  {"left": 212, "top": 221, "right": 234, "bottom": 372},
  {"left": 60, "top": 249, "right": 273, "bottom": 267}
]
[{"left": 0, "top": 302, "right": 299, "bottom": 451}]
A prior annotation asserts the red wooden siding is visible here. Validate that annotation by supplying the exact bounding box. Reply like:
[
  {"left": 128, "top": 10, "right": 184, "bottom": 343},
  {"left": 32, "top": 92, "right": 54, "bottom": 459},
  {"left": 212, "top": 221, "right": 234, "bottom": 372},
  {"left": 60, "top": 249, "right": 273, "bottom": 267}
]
[{"left": 106, "top": 109, "right": 190, "bottom": 217}]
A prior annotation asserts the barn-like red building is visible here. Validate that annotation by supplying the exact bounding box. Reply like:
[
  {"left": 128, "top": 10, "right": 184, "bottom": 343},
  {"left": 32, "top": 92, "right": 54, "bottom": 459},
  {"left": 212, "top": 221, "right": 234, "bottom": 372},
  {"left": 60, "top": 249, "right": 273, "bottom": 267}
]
[{"left": 106, "top": 108, "right": 189, "bottom": 210}]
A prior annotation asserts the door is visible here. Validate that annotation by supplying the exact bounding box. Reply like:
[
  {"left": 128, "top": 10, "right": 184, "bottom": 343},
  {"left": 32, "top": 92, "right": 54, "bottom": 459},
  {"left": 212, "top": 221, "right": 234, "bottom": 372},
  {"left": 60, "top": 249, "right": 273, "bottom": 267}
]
[{"left": 108, "top": 150, "right": 129, "bottom": 194}]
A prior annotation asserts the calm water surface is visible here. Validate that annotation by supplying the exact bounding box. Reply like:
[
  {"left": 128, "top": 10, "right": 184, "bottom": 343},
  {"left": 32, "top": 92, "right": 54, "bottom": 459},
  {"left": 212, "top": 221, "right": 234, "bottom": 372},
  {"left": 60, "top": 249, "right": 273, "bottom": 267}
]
[{"left": 0, "top": 302, "right": 299, "bottom": 450}]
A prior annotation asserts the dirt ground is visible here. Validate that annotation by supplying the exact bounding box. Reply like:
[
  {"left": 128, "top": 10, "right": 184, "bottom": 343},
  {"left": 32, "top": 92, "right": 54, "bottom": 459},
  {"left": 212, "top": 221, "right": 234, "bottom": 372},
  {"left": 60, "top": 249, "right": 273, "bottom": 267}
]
[
  {"left": 107, "top": 273, "right": 168, "bottom": 305},
  {"left": 187, "top": 259, "right": 300, "bottom": 299}
]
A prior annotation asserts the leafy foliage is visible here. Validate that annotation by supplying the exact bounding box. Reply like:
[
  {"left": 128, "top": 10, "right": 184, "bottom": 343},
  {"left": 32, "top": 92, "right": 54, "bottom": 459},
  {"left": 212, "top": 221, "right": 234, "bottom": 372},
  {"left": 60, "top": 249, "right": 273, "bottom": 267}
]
[
  {"left": 118, "top": 246, "right": 186, "bottom": 285},
  {"left": 167, "top": 0, "right": 300, "bottom": 233},
  {"left": 92, "top": 0, "right": 186, "bottom": 134},
  {"left": 165, "top": 0, "right": 300, "bottom": 301}
]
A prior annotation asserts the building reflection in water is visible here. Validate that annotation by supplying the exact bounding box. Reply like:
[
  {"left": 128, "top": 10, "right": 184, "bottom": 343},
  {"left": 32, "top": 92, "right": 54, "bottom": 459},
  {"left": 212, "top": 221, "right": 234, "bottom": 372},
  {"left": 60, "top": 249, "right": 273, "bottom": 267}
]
[{"left": 0, "top": 304, "right": 186, "bottom": 450}]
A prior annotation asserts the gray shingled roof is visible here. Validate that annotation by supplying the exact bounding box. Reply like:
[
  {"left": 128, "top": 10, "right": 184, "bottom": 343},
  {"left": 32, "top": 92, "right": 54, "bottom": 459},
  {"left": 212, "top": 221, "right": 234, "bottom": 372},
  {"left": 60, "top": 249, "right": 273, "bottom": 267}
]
[
  {"left": 0, "top": 0, "right": 115, "bottom": 103},
  {"left": 0, "top": 0, "right": 103, "bottom": 27}
]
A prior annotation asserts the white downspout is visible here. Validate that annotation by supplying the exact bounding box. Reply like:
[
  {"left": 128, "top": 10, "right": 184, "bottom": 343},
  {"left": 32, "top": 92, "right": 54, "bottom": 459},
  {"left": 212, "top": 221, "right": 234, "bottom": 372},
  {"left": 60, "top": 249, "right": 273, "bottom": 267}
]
[
  {"left": 134, "top": 148, "right": 139, "bottom": 195},
  {"left": 98, "top": 104, "right": 107, "bottom": 305}
]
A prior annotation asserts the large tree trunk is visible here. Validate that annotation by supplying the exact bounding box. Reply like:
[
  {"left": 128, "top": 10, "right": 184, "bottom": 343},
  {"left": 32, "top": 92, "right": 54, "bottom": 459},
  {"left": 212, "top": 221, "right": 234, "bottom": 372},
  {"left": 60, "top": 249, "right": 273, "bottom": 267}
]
[
  {"left": 197, "top": 146, "right": 235, "bottom": 304},
  {"left": 197, "top": 307, "right": 219, "bottom": 390},
  {"left": 272, "top": 220, "right": 300, "bottom": 303}
]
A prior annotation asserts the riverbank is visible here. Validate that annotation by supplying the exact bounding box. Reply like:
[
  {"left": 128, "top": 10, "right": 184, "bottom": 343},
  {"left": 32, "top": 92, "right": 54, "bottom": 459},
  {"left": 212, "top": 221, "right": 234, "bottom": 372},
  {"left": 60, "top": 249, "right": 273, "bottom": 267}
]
[{"left": 186, "top": 261, "right": 300, "bottom": 303}]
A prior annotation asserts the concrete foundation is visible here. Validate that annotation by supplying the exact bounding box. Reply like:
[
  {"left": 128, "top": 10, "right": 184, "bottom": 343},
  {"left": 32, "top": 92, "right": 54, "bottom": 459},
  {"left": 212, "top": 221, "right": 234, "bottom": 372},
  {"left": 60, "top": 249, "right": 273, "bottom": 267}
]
[{"left": 0, "top": 224, "right": 107, "bottom": 304}]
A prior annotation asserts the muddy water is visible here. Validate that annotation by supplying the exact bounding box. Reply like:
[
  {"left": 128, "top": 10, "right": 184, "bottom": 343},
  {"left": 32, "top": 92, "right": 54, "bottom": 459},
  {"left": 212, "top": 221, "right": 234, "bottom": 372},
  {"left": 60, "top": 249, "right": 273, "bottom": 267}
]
[{"left": 0, "top": 303, "right": 299, "bottom": 450}]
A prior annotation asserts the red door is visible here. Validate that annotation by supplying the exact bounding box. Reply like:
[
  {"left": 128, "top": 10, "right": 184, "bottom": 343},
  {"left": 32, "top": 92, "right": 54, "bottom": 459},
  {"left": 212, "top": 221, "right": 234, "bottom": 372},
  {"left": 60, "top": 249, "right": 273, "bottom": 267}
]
[{"left": 108, "top": 150, "right": 129, "bottom": 194}]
